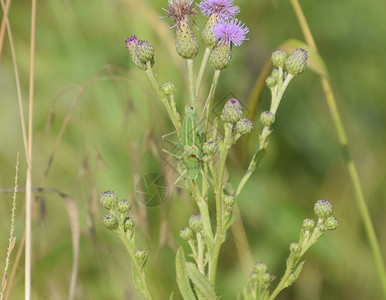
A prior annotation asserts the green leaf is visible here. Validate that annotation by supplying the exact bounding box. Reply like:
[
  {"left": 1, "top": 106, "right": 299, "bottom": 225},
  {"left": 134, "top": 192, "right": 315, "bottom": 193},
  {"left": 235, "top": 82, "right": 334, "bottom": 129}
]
[
  {"left": 169, "top": 291, "right": 175, "bottom": 300},
  {"left": 285, "top": 261, "right": 305, "bottom": 288},
  {"left": 176, "top": 247, "right": 196, "bottom": 300},
  {"left": 186, "top": 262, "right": 217, "bottom": 299}
]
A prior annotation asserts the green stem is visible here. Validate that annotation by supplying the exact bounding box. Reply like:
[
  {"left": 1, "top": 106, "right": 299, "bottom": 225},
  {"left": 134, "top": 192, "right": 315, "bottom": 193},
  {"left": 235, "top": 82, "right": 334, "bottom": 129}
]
[
  {"left": 197, "top": 232, "right": 205, "bottom": 275},
  {"left": 208, "top": 124, "right": 232, "bottom": 285},
  {"left": 204, "top": 70, "right": 221, "bottom": 139},
  {"left": 195, "top": 47, "right": 211, "bottom": 99},
  {"left": 146, "top": 62, "right": 181, "bottom": 135},
  {"left": 290, "top": 0, "right": 386, "bottom": 296},
  {"left": 193, "top": 181, "right": 214, "bottom": 242},
  {"left": 118, "top": 225, "right": 152, "bottom": 300},
  {"left": 187, "top": 59, "right": 196, "bottom": 107}
]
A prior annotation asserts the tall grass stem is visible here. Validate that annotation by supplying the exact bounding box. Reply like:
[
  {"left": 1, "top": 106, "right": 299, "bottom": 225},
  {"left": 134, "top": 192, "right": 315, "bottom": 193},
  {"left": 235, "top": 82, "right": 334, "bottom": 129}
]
[{"left": 290, "top": 0, "right": 386, "bottom": 297}]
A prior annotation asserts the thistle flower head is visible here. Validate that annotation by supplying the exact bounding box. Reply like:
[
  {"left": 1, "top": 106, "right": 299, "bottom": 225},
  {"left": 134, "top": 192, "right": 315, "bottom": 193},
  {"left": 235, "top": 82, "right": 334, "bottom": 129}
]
[
  {"left": 125, "top": 35, "right": 138, "bottom": 49},
  {"left": 198, "top": 0, "right": 240, "bottom": 19},
  {"left": 165, "top": 0, "right": 197, "bottom": 28},
  {"left": 213, "top": 19, "right": 249, "bottom": 46}
]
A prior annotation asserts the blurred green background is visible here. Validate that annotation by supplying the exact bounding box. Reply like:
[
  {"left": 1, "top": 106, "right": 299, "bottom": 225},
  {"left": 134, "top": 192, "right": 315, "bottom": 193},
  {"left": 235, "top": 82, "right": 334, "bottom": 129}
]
[{"left": 1, "top": 0, "right": 386, "bottom": 299}]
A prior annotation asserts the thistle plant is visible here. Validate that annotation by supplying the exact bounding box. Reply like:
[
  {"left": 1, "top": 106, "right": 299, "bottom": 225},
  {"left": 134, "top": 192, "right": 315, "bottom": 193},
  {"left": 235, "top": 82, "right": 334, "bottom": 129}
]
[{"left": 99, "top": 0, "right": 338, "bottom": 299}]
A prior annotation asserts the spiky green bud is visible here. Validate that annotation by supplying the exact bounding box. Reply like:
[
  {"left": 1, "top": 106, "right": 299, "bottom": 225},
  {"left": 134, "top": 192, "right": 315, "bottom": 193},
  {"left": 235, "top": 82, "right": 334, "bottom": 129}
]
[
  {"left": 202, "top": 14, "right": 218, "bottom": 49},
  {"left": 314, "top": 199, "right": 333, "bottom": 219},
  {"left": 125, "top": 35, "right": 147, "bottom": 71},
  {"left": 301, "top": 218, "right": 315, "bottom": 231},
  {"left": 236, "top": 118, "right": 253, "bottom": 135},
  {"left": 223, "top": 194, "right": 235, "bottom": 207},
  {"left": 260, "top": 111, "right": 275, "bottom": 127},
  {"left": 285, "top": 48, "right": 308, "bottom": 76},
  {"left": 262, "top": 273, "right": 275, "bottom": 284},
  {"left": 100, "top": 191, "right": 118, "bottom": 210},
  {"left": 271, "top": 49, "right": 288, "bottom": 68},
  {"left": 135, "top": 249, "right": 148, "bottom": 268},
  {"left": 202, "top": 141, "right": 217, "bottom": 156},
  {"left": 221, "top": 98, "right": 242, "bottom": 123},
  {"left": 271, "top": 68, "right": 280, "bottom": 80},
  {"left": 175, "top": 16, "right": 199, "bottom": 59},
  {"left": 254, "top": 262, "right": 268, "bottom": 274},
  {"left": 324, "top": 216, "right": 339, "bottom": 230},
  {"left": 135, "top": 40, "right": 155, "bottom": 64},
  {"left": 266, "top": 75, "right": 277, "bottom": 88},
  {"left": 117, "top": 199, "right": 131, "bottom": 214},
  {"left": 160, "top": 81, "right": 176, "bottom": 96},
  {"left": 289, "top": 242, "right": 301, "bottom": 254},
  {"left": 124, "top": 217, "right": 134, "bottom": 232},
  {"left": 188, "top": 213, "right": 203, "bottom": 233},
  {"left": 180, "top": 227, "right": 194, "bottom": 241},
  {"left": 103, "top": 213, "right": 118, "bottom": 230},
  {"left": 210, "top": 42, "right": 232, "bottom": 70}
]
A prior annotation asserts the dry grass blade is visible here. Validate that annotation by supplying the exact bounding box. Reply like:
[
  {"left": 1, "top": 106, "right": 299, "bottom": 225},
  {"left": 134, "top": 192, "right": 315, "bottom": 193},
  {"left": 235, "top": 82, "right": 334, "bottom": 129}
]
[
  {"left": 1, "top": 153, "right": 19, "bottom": 300},
  {"left": 0, "top": 187, "right": 80, "bottom": 300},
  {"left": 0, "top": 0, "right": 11, "bottom": 59}
]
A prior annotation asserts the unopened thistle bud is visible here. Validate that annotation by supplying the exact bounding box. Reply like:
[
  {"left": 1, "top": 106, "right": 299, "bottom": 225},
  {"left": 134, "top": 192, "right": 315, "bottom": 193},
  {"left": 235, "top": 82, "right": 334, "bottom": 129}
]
[
  {"left": 324, "top": 216, "right": 339, "bottom": 230},
  {"left": 125, "top": 35, "right": 147, "bottom": 71},
  {"left": 188, "top": 213, "right": 203, "bottom": 233},
  {"left": 254, "top": 261, "right": 268, "bottom": 274},
  {"left": 314, "top": 199, "right": 333, "bottom": 219},
  {"left": 103, "top": 213, "right": 118, "bottom": 230},
  {"left": 180, "top": 227, "right": 194, "bottom": 241},
  {"left": 202, "top": 141, "right": 217, "bottom": 156},
  {"left": 271, "top": 68, "right": 280, "bottom": 80},
  {"left": 135, "top": 40, "right": 155, "bottom": 64},
  {"left": 289, "top": 242, "right": 301, "bottom": 254},
  {"left": 117, "top": 199, "right": 131, "bottom": 214},
  {"left": 285, "top": 48, "right": 308, "bottom": 76},
  {"left": 100, "top": 191, "right": 118, "bottom": 210},
  {"left": 221, "top": 98, "right": 243, "bottom": 123},
  {"left": 160, "top": 81, "right": 176, "bottom": 96},
  {"left": 223, "top": 194, "right": 235, "bottom": 207},
  {"left": 260, "top": 111, "right": 275, "bottom": 127},
  {"left": 135, "top": 249, "right": 148, "bottom": 268},
  {"left": 266, "top": 75, "right": 277, "bottom": 88},
  {"left": 301, "top": 217, "right": 315, "bottom": 231},
  {"left": 236, "top": 118, "right": 253, "bottom": 135},
  {"left": 124, "top": 217, "right": 134, "bottom": 232},
  {"left": 271, "top": 49, "right": 288, "bottom": 68}
]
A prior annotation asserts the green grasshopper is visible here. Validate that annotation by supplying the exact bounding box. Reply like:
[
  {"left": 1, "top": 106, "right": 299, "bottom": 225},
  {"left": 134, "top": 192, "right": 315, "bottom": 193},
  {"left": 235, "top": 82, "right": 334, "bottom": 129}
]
[{"left": 163, "top": 104, "right": 203, "bottom": 183}]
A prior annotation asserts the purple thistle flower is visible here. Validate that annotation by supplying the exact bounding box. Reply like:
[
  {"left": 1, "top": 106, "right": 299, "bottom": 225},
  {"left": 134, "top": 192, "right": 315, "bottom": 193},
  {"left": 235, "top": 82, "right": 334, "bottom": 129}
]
[
  {"left": 198, "top": 0, "right": 240, "bottom": 19},
  {"left": 213, "top": 19, "right": 249, "bottom": 46}
]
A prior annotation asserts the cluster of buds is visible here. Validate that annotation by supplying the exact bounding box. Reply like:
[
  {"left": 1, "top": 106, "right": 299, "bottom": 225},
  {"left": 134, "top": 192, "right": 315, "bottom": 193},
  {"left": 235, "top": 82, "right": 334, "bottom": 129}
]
[
  {"left": 266, "top": 48, "right": 308, "bottom": 89},
  {"left": 100, "top": 190, "right": 148, "bottom": 269},
  {"left": 220, "top": 98, "right": 253, "bottom": 144},
  {"left": 243, "top": 262, "right": 275, "bottom": 298},
  {"left": 125, "top": 35, "right": 155, "bottom": 71}
]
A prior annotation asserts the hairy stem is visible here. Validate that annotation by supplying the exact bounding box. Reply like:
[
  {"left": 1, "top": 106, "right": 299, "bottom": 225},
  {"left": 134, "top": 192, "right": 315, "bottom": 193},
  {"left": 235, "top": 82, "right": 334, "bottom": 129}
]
[
  {"left": 187, "top": 59, "right": 196, "bottom": 107},
  {"left": 195, "top": 47, "right": 211, "bottom": 99}
]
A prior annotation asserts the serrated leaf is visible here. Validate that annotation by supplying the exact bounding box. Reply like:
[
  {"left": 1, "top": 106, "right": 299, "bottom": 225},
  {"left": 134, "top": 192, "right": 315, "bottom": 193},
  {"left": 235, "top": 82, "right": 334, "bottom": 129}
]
[
  {"left": 176, "top": 247, "right": 196, "bottom": 300},
  {"left": 186, "top": 262, "right": 217, "bottom": 299}
]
